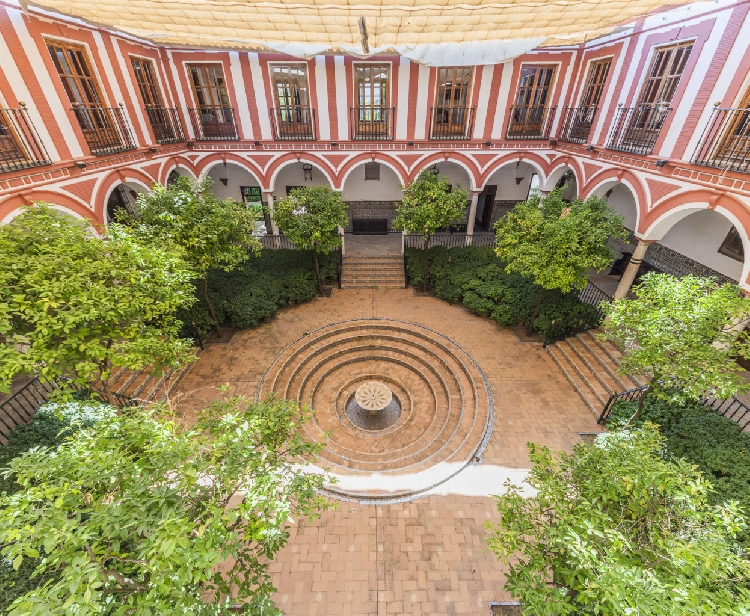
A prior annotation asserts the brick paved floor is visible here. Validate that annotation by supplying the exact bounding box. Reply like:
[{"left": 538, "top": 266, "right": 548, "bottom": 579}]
[{"left": 174, "top": 288, "right": 602, "bottom": 615}]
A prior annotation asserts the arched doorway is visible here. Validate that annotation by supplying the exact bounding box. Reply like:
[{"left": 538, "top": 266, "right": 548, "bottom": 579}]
[
  {"left": 106, "top": 182, "right": 146, "bottom": 224},
  {"left": 479, "top": 161, "right": 543, "bottom": 231},
  {"left": 206, "top": 161, "right": 267, "bottom": 235},
  {"left": 341, "top": 161, "right": 404, "bottom": 233}
]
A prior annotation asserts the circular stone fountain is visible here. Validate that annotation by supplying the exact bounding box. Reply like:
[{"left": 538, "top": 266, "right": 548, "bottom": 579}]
[{"left": 347, "top": 381, "right": 401, "bottom": 431}]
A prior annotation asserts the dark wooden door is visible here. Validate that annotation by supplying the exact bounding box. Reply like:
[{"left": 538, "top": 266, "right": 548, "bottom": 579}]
[{"left": 477, "top": 185, "right": 497, "bottom": 231}]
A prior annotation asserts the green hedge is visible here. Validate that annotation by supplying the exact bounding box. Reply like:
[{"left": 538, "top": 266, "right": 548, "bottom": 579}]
[
  {"left": 405, "top": 246, "right": 602, "bottom": 337},
  {"left": 0, "top": 401, "right": 113, "bottom": 613},
  {"left": 178, "top": 248, "right": 339, "bottom": 335},
  {"left": 608, "top": 397, "right": 750, "bottom": 547}
]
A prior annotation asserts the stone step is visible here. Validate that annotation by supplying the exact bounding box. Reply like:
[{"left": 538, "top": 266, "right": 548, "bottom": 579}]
[
  {"left": 546, "top": 328, "right": 645, "bottom": 419},
  {"left": 546, "top": 345, "right": 599, "bottom": 417}
]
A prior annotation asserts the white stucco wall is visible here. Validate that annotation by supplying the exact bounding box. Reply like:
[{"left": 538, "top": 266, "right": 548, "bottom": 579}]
[
  {"left": 207, "top": 164, "right": 261, "bottom": 201},
  {"left": 606, "top": 184, "right": 638, "bottom": 231},
  {"left": 659, "top": 209, "right": 743, "bottom": 280},
  {"left": 429, "top": 162, "right": 472, "bottom": 192},
  {"left": 341, "top": 163, "right": 404, "bottom": 201},
  {"left": 484, "top": 163, "right": 538, "bottom": 201},
  {"left": 272, "top": 163, "right": 332, "bottom": 200}
]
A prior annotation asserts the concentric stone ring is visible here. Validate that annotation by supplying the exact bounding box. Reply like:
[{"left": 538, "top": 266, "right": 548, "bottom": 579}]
[{"left": 256, "top": 319, "right": 494, "bottom": 503}]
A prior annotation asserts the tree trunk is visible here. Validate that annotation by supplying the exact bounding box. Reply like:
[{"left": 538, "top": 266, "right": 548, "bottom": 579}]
[
  {"left": 422, "top": 235, "right": 431, "bottom": 291},
  {"left": 625, "top": 382, "right": 652, "bottom": 427},
  {"left": 527, "top": 287, "right": 543, "bottom": 336},
  {"left": 314, "top": 252, "right": 323, "bottom": 295},
  {"left": 101, "top": 378, "right": 117, "bottom": 407},
  {"left": 201, "top": 277, "right": 223, "bottom": 339}
]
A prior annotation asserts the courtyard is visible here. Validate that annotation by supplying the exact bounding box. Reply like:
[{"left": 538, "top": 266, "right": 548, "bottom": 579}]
[{"left": 174, "top": 285, "right": 602, "bottom": 615}]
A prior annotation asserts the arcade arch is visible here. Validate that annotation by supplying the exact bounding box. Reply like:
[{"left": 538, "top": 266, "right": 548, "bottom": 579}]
[
  {"left": 105, "top": 181, "right": 148, "bottom": 225},
  {"left": 341, "top": 161, "right": 404, "bottom": 232}
]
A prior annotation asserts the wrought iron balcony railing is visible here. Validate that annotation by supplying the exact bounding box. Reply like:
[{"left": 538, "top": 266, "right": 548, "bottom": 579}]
[
  {"left": 0, "top": 105, "right": 50, "bottom": 173},
  {"left": 559, "top": 106, "right": 598, "bottom": 144},
  {"left": 144, "top": 106, "right": 185, "bottom": 145},
  {"left": 506, "top": 105, "right": 556, "bottom": 140},
  {"left": 270, "top": 107, "right": 316, "bottom": 141},
  {"left": 71, "top": 103, "right": 136, "bottom": 156},
  {"left": 350, "top": 106, "right": 394, "bottom": 140},
  {"left": 187, "top": 106, "right": 238, "bottom": 141},
  {"left": 693, "top": 106, "right": 750, "bottom": 174},
  {"left": 429, "top": 106, "right": 476, "bottom": 140},
  {"left": 606, "top": 104, "right": 671, "bottom": 155}
]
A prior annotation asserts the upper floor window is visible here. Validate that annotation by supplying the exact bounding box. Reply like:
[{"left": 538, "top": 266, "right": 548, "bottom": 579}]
[
  {"left": 637, "top": 41, "right": 694, "bottom": 107},
  {"left": 132, "top": 57, "right": 184, "bottom": 145},
  {"left": 352, "top": 64, "right": 391, "bottom": 140},
  {"left": 507, "top": 66, "right": 556, "bottom": 139},
  {"left": 580, "top": 59, "right": 611, "bottom": 108},
  {"left": 186, "top": 64, "right": 236, "bottom": 140},
  {"left": 431, "top": 67, "right": 474, "bottom": 140},
  {"left": 131, "top": 58, "right": 163, "bottom": 108},
  {"left": 46, "top": 39, "right": 134, "bottom": 155},
  {"left": 271, "top": 64, "right": 314, "bottom": 140},
  {"left": 514, "top": 66, "right": 556, "bottom": 108}
]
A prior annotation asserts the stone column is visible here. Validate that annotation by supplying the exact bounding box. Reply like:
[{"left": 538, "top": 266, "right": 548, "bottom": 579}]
[
  {"left": 263, "top": 191, "right": 280, "bottom": 236},
  {"left": 466, "top": 191, "right": 480, "bottom": 235},
  {"left": 613, "top": 239, "right": 652, "bottom": 300}
]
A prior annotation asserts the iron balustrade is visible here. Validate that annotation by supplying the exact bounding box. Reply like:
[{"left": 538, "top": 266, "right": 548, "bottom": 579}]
[
  {"left": 403, "top": 232, "right": 496, "bottom": 250},
  {"left": 187, "top": 106, "right": 238, "bottom": 140},
  {"left": 350, "top": 106, "right": 394, "bottom": 140},
  {"left": 144, "top": 106, "right": 185, "bottom": 144},
  {"left": 693, "top": 107, "right": 750, "bottom": 173},
  {"left": 0, "top": 106, "right": 50, "bottom": 173},
  {"left": 542, "top": 282, "right": 612, "bottom": 347},
  {"left": 259, "top": 235, "right": 296, "bottom": 250},
  {"left": 429, "top": 106, "right": 476, "bottom": 140},
  {"left": 506, "top": 105, "right": 556, "bottom": 140},
  {"left": 559, "top": 106, "right": 598, "bottom": 144},
  {"left": 606, "top": 104, "right": 671, "bottom": 155},
  {"left": 270, "top": 107, "right": 316, "bottom": 141},
  {"left": 71, "top": 104, "right": 136, "bottom": 156},
  {"left": 599, "top": 385, "right": 750, "bottom": 431}
]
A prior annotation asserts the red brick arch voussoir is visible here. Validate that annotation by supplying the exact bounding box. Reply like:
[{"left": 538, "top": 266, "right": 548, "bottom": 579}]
[{"left": 0, "top": 191, "right": 100, "bottom": 226}]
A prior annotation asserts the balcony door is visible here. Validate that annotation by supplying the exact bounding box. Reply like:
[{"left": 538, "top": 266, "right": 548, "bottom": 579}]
[
  {"left": 567, "top": 58, "right": 611, "bottom": 141},
  {"left": 716, "top": 86, "right": 750, "bottom": 163},
  {"left": 272, "top": 64, "right": 313, "bottom": 139},
  {"left": 354, "top": 64, "right": 390, "bottom": 139},
  {"left": 132, "top": 57, "right": 175, "bottom": 143},
  {"left": 433, "top": 67, "right": 473, "bottom": 137},
  {"left": 509, "top": 66, "right": 556, "bottom": 136},
  {"left": 46, "top": 40, "right": 120, "bottom": 152},
  {"left": 187, "top": 64, "right": 233, "bottom": 137},
  {"left": 626, "top": 41, "right": 693, "bottom": 143}
]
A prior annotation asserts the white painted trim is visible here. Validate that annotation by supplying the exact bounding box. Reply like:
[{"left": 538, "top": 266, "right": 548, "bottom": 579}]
[
  {"left": 0, "top": 23, "right": 59, "bottom": 160},
  {"left": 491, "top": 61, "right": 514, "bottom": 139},
  {"left": 334, "top": 56, "right": 348, "bottom": 141},
  {"left": 153, "top": 53, "right": 175, "bottom": 109},
  {"left": 414, "top": 64, "right": 430, "bottom": 140},
  {"left": 684, "top": 9, "right": 750, "bottom": 158},
  {"left": 8, "top": 10, "right": 81, "bottom": 158},
  {"left": 112, "top": 40, "right": 151, "bottom": 146},
  {"left": 473, "top": 65, "right": 494, "bottom": 139},
  {"left": 248, "top": 53, "right": 272, "bottom": 140},
  {"left": 167, "top": 50, "right": 193, "bottom": 139},
  {"left": 229, "top": 51, "right": 253, "bottom": 139},
  {"left": 314, "top": 56, "right": 330, "bottom": 141},
  {"left": 396, "top": 57, "right": 410, "bottom": 140},
  {"left": 658, "top": 13, "right": 730, "bottom": 157}
]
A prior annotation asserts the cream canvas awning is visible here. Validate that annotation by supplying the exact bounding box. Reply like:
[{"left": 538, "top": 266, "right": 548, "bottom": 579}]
[{"left": 22, "top": 0, "right": 711, "bottom": 64}]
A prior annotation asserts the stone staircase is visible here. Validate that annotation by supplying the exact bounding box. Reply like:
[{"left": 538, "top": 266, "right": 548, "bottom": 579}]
[
  {"left": 105, "top": 357, "right": 197, "bottom": 406},
  {"left": 546, "top": 329, "right": 642, "bottom": 417},
  {"left": 340, "top": 256, "right": 405, "bottom": 288}
]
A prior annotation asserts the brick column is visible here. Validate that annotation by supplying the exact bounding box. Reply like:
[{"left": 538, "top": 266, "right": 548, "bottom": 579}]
[{"left": 613, "top": 239, "right": 653, "bottom": 300}]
